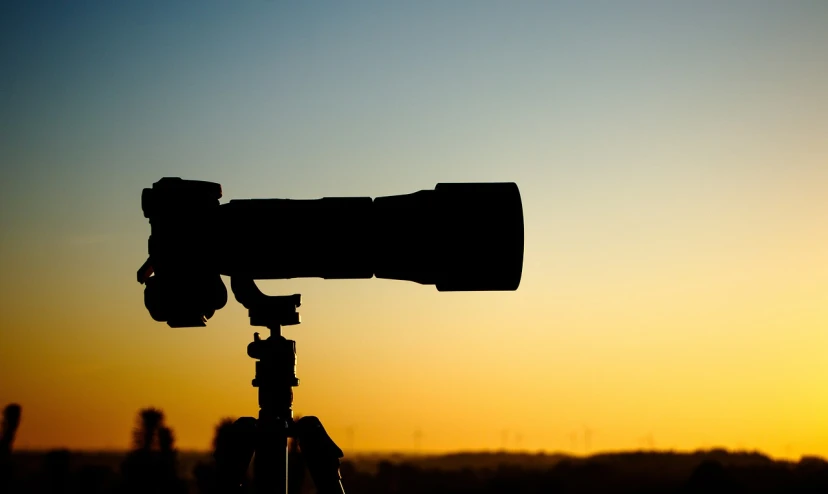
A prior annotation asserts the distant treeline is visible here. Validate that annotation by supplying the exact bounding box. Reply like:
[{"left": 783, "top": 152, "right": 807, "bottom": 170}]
[{"left": 4, "top": 403, "right": 828, "bottom": 493}]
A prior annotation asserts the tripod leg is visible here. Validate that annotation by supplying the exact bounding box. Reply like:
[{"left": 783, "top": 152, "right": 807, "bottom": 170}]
[
  {"left": 254, "top": 410, "right": 290, "bottom": 494},
  {"left": 215, "top": 417, "right": 256, "bottom": 493},
  {"left": 294, "top": 416, "right": 346, "bottom": 494}
]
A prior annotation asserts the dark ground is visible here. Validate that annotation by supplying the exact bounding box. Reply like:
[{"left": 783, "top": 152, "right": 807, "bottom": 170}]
[{"left": 6, "top": 449, "right": 828, "bottom": 493}]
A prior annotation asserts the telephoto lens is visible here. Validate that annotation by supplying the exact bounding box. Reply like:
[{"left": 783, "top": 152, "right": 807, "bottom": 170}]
[{"left": 139, "top": 178, "right": 524, "bottom": 326}]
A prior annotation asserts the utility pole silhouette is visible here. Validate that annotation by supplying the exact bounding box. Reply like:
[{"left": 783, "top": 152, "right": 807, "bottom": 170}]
[
  {"left": 413, "top": 428, "right": 423, "bottom": 453},
  {"left": 583, "top": 426, "right": 593, "bottom": 455},
  {"left": 639, "top": 433, "right": 655, "bottom": 450},
  {"left": 346, "top": 425, "right": 356, "bottom": 453}
]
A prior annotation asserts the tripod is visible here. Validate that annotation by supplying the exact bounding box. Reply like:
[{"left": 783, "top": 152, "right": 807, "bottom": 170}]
[{"left": 215, "top": 278, "right": 346, "bottom": 494}]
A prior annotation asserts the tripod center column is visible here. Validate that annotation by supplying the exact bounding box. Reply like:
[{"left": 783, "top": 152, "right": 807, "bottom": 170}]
[{"left": 248, "top": 329, "right": 300, "bottom": 493}]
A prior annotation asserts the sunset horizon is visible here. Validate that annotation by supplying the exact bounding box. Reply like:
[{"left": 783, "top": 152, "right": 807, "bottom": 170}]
[{"left": 3, "top": 2, "right": 828, "bottom": 483}]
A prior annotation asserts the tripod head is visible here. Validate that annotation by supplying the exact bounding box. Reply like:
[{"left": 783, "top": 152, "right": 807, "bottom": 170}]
[{"left": 232, "top": 278, "right": 302, "bottom": 403}]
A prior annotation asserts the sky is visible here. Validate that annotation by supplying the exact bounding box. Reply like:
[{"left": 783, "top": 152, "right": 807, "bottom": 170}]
[{"left": 1, "top": 0, "right": 827, "bottom": 459}]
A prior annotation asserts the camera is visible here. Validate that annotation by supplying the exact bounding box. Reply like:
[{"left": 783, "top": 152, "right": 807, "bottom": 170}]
[{"left": 137, "top": 177, "right": 524, "bottom": 327}]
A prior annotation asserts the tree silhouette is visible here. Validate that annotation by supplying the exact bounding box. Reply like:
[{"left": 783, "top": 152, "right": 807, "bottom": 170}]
[
  {"left": 121, "top": 407, "right": 184, "bottom": 494},
  {"left": 0, "top": 404, "right": 22, "bottom": 492},
  {"left": 194, "top": 418, "right": 241, "bottom": 494},
  {"left": 1, "top": 404, "right": 21, "bottom": 452},
  {"left": 132, "top": 408, "right": 164, "bottom": 451},
  {"left": 212, "top": 418, "right": 236, "bottom": 455}
]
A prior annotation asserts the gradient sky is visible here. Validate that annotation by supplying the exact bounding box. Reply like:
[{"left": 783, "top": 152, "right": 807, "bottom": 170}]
[{"left": 1, "top": 1, "right": 827, "bottom": 459}]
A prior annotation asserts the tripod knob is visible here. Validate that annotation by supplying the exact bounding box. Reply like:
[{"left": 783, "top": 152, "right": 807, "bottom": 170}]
[{"left": 248, "top": 333, "right": 299, "bottom": 388}]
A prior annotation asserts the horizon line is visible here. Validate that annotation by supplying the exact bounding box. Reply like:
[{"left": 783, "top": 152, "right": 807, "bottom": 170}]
[{"left": 10, "top": 447, "right": 822, "bottom": 462}]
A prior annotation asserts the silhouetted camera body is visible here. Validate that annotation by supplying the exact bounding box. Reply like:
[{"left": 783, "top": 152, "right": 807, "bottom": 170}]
[{"left": 139, "top": 177, "right": 524, "bottom": 327}]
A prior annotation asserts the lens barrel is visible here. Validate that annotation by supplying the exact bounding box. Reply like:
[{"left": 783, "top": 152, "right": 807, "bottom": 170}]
[{"left": 218, "top": 183, "right": 523, "bottom": 290}]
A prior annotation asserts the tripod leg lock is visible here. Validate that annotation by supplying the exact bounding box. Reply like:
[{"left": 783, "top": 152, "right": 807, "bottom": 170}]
[{"left": 294, "top": 416, "right": 346, "bottom": 494}]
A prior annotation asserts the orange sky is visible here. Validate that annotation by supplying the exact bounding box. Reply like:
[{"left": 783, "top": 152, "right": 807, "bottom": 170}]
[{"left": 2, "top": 1, "right": 828, "bottom": 460}]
